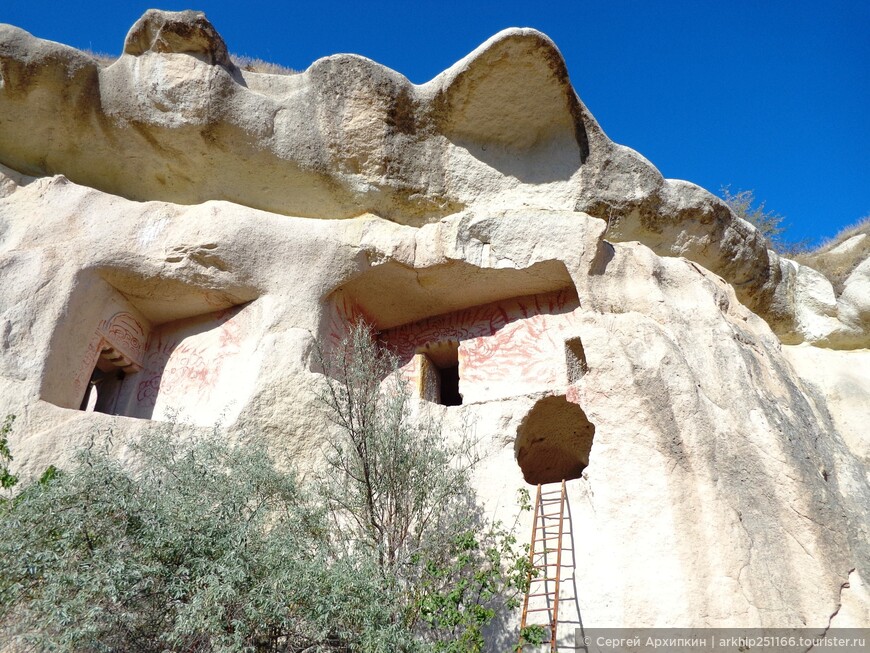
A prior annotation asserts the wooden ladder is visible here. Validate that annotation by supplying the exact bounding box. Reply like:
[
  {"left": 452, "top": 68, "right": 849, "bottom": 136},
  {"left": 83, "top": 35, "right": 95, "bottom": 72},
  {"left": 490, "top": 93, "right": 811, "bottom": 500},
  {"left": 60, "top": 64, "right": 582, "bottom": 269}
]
[{"left": 518, "top": 479, "right": 568, "bottom": 651}]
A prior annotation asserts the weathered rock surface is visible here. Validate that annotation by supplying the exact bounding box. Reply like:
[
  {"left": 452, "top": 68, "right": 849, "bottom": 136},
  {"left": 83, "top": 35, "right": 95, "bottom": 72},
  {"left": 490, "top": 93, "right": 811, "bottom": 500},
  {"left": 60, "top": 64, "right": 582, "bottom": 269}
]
[
  {"left": 0, "top": 9, "right": 868, "bottom": 643},
  {"left": 2, "top": 10, "right": 867, "bottom": 347}
]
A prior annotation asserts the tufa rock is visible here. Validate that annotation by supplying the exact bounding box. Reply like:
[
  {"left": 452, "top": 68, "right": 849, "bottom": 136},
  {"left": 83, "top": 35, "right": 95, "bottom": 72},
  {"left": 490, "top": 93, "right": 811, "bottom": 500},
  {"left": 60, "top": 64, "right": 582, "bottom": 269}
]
[
  {"left": 0, "top": 10, "right": 868, "bottom": 641},
  {"left": 123, "top": 9, "right": 232, "bottom": 67}
]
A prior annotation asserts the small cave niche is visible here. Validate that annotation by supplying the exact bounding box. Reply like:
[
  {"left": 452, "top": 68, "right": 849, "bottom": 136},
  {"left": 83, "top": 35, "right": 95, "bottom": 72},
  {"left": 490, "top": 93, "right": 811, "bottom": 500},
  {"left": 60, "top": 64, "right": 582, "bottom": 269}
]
[
  {"left": 565, "top": 337, "right": 589, "bottom": 382},
  {"left": 515, "top": 395, "right": 595, "bottom": 485},
  {"left": 79, "top": 368, "right": 128, "bottom": 415},
  {"left": 78, "top": 335, "right": 142, "bottom": 415},
  {"left": 66, "top": 310, "right": 146, "bottom": 416},
  {"left": 416, "top": 340, "right": 462, "bottom": 406},
  {"left": 43, "top": 268, "right": 260, "bottom": 424},
  {"left": 72, "top": 313, "right": 146, "bottom": 416}
]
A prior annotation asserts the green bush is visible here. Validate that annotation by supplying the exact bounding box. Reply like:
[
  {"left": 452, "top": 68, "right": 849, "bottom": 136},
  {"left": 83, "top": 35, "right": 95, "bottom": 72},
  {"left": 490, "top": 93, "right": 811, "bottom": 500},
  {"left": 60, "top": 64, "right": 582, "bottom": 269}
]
[
  {"left": 0, "top": 425, "right": 412, "bottom": 652},
  {"left": 0, "top": 415, "right": 17, "bottom": 495},
  {"left": 0, "top": 324, "right": 526, "bottom": 652}
]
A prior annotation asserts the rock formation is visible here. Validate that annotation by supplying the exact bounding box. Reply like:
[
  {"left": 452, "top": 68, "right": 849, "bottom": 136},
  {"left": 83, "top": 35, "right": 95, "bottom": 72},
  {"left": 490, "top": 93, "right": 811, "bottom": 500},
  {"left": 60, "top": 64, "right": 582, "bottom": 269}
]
[{"left": 1, "top": 9, "right": 868, "bottom": 644}]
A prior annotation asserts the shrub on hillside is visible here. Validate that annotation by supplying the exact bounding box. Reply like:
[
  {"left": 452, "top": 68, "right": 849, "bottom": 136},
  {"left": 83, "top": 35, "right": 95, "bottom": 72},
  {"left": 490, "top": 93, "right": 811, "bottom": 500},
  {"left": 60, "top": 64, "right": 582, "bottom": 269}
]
[
  {"left": 0, "top": 425, "right": 409, "bottom": 652},
  {"left": 0, "top": 324, "right": 527, "bottom": 652},
  {"left": 720, "top": 186, "right": 811, "bottom": 256}
]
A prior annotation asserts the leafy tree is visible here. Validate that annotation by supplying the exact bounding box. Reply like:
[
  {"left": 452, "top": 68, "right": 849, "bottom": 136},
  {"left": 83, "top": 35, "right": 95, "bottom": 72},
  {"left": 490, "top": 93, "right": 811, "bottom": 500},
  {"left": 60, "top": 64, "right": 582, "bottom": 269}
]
[{"left": 317, "top": 323, "right": 529, "bottom": 651}]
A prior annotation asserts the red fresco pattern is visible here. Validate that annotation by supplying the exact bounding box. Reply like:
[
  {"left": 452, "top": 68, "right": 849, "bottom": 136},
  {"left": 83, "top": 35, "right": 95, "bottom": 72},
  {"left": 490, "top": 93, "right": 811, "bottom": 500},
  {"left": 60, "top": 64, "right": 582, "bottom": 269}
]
[
  {"left": 326, "top": 293, "right": 373, "bottom": 346},
  {"left": 99, "top": 311, "right": 149, "bottom": 366},
  {"left": 72, "top": 335, "right": 104, "bottom": 395},
  {"left": 135, "top": 307, "right": 244, "bottom": 408},
  {"left": 381, "top": 289, "right": 578, "bottom": 360},
  {"left": 380, "top": 289, "right": 580, "bottom": 388}
]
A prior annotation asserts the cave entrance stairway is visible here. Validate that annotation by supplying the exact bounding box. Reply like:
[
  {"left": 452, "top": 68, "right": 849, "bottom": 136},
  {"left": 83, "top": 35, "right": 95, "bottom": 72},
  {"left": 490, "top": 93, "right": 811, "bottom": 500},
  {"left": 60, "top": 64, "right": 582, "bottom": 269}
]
[{"left": 518, "top": 479, "right": 571, "bottom": 652}]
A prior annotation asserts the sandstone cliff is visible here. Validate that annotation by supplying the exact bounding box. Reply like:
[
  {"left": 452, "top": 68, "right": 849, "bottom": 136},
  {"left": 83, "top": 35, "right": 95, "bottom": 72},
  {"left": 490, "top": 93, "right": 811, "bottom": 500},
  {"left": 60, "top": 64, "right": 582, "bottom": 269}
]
[{"left": 1, "top": 9, "right": 867, "bottom": 641}]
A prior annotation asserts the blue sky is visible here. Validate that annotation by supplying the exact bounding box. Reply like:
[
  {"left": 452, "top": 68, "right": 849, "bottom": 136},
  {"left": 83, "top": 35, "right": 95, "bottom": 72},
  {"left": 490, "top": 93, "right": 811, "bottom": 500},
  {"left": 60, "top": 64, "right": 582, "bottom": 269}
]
[{"left": 3, "top": 1, "right": 867, "bottom": 246}]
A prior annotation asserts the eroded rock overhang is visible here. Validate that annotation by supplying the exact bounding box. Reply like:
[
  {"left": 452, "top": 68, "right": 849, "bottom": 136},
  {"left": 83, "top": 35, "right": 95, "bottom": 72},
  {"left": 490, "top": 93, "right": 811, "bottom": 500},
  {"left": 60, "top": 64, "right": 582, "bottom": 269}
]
[{"left": 3, "top": 9, "right": 864, "bottom": 346}]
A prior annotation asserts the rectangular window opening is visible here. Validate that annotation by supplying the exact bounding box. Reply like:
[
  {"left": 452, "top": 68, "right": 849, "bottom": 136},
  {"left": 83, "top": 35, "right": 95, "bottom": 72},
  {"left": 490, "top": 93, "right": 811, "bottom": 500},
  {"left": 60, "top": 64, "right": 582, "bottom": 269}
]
[
  {"left": 416, "top": 341, "right": 462, "bottom": 406},
  {"left": 565, "top": 337, "right": 589, "bottom": 382}
]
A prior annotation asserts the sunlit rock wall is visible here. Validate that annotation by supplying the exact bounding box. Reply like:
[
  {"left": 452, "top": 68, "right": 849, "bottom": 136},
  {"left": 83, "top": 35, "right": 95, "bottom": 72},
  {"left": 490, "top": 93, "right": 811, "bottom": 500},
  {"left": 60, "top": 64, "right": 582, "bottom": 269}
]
[{"left": 0, "top": 10, "right": 868, "bottom": 647}]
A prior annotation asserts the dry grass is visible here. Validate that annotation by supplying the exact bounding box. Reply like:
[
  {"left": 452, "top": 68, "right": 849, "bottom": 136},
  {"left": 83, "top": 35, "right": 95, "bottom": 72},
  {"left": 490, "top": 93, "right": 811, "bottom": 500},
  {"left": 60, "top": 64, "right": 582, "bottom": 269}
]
[
  {"left": 800, "top": 214, "right": 870, "bottom": 256},
  {"left": 793, "top": 214, "right": 870, "bottom": 293},
  {"left": 81, "top": 49, "right": 118, "bottom": 66},
  {"left": 231, "top": 54, "right": 299, "bottom": 75},
  {"left": 78, "top": 49, "right": 299, "bottom": 75}
]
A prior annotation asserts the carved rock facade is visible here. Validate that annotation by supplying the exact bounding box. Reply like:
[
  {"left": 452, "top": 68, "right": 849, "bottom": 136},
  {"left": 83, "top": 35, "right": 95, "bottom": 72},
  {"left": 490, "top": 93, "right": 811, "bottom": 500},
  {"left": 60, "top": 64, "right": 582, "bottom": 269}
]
[{"left": 1, "top": 10, "right": 868, "bottom": 642}]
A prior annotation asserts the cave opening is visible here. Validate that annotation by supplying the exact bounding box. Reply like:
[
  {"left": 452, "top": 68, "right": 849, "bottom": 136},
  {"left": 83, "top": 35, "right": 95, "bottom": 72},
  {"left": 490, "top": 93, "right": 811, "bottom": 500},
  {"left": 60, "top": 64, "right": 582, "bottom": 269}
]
[
  {"left": 515, "top": 395, "right": 595, "bottom": 485},
  {"left": 416, "top": 340, "right": 462, "bottom": 406},
  {"left": 80, "top": 367, "right": 128, "bottom": 415},
  {"left": 438, "top": 362, "right": 461, "bottom": 406},
  {"left": 565, "top": 336, "right": 588, "bottom": 382}
]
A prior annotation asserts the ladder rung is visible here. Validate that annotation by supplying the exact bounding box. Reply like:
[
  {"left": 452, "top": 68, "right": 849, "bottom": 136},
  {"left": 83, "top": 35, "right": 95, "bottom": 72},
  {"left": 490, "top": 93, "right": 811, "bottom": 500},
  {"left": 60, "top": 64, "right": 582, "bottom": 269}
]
[{"left": 520, "top": 482, "right": 567, "bottom": 644}]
